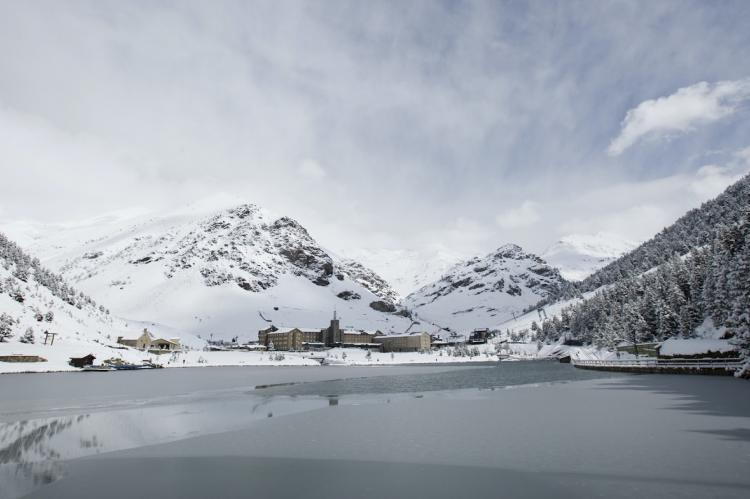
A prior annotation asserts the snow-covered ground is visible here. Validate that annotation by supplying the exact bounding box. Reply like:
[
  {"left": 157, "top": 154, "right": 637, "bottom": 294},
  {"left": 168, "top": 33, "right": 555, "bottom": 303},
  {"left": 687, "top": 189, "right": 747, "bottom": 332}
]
[
  {"left": 491, "top": 291, "right": 592, "bottom": 334},
  {"left": 313, "top": 346, "right": 500, "bottom": 365},
  {"left": 0, "top": 345, "right": 505, "bottom": 374}
]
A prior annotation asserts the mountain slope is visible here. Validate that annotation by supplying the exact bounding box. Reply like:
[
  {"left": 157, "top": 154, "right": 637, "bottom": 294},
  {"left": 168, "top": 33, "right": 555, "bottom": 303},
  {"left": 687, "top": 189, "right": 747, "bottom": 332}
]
[
  {"left": 535, "top": 214, "right": 750, "bottom": 375},
  {"left": 16, "top": 204, "right": 411, "bottom": 339},
  {"left": 542, "top": 233, "right": 638, "bottom": 281},
  {"left": 403, "top": 244, "right": 569, "bottom": 332},
  {"left": 577, "top": 174, "right": 750, "bottom": 294},
  {"left": 345, "top": 247, "right": 464, "bottom": 297},
  {"left": 528, "top": 175, "right": 750, "bottom": 375},
  {"left": 0, "top": 232, "right": 190, "bottom": 371}
]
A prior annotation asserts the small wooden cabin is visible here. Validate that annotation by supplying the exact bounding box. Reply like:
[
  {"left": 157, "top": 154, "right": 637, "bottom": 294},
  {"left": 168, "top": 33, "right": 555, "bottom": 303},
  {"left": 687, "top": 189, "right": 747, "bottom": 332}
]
[
  {"left": 69, "top": 354, "right": 96, "bottom": 368},
  {"left": 468, "top": 328, "right": 491, "bottom": 344}
]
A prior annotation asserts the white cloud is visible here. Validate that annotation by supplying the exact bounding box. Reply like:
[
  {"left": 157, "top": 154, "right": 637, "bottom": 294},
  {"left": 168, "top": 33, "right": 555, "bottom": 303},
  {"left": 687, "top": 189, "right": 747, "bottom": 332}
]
[
  {"left": 298, "top": 159, "right": 327, "bottom": 180},
  {"left": 2, "top": 2, "right": 750, "bottom": 261},
  {"left": 608, "top": 79, "right": 750, "bottom": 156},
  {"left": 557, "top": 149, "right": 750, "bottom": 243},
  {"left": 496, "top": 201, "right": 541, "bottom": 229},
  {"left": 735, "top": 145, "right": 750, "bottom": 163},
  {"left": 689, "top": 164, "right": 744, "bottom": 199}
]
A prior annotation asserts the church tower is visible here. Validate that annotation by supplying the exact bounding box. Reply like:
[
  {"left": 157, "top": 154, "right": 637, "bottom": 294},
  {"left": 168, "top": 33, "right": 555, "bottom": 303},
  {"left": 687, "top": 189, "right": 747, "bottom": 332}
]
[{"left": 325, "top": 310, "right": 342, "bottom": 346}]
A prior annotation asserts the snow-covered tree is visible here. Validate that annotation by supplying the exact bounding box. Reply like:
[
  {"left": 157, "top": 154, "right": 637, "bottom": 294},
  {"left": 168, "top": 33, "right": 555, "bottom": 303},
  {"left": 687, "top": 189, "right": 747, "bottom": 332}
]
[
  {"left": 0, "top": 313, "right": 14, "bottom": 342},
  {"left": 19, "top": 327, "right": 35, "bottom": 344}
]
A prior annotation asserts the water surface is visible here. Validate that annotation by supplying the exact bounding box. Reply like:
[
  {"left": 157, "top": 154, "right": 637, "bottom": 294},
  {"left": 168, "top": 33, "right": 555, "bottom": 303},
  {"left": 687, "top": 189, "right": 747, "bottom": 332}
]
[{"left": 2, "top": 362, "right": 748, "bottom": 499}]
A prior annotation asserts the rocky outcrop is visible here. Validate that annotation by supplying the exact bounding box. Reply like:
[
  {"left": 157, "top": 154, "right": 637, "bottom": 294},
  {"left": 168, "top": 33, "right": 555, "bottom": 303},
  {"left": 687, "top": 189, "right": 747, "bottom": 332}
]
[
  {"left": 338, "top": 259, "right": 399, "bottom": 304},
  {"left": 337, "top": 291, "right": 361, "bottom": 301},
  {"left": 369, "top": 300, "right": 397, "bottom": 313}
]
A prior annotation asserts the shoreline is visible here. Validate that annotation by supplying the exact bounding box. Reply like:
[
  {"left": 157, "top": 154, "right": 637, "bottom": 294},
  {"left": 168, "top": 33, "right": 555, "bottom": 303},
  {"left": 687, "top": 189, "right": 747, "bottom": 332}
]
[
  {"left": 0, "top": 358, "right": 506, "bottom": 375},
  {"left": 0, "top": 343, "right": 509, "bottom": 374}
]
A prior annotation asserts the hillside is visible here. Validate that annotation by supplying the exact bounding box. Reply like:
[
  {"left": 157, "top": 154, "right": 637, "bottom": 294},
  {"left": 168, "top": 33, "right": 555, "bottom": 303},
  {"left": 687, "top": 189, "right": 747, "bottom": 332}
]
[
  {"left": 12, "top": 204, "right": 412, "bottom": 340},
  {"left": 532, "top": 191, "right": 750, "bottom": 376},
  {"left": 402, "top": 244, "right": 570, "bottom": 332},
  {"left": 576, "top": 174, "right": 750, "bottom": 294},
  {"left": 0, "top": 232, "right": 186, "bottom": 371}
]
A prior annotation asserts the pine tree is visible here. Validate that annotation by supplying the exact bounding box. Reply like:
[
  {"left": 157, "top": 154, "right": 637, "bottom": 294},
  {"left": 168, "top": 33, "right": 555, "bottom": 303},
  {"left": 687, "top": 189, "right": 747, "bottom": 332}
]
[
  {"left": 0, "top": 313, "right": 14, "bottom": 342},
  {"left": 19, "top": 327, "right": 35, "bottom": 344}
]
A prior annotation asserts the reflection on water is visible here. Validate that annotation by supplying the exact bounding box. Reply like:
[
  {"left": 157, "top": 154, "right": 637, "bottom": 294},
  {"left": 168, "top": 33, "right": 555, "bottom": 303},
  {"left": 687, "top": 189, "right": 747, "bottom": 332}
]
[
  {"left": 0, "top": 416, "right": 90, "bottom": 499},
  {"left": 0, "top": 393, "right": 342, "bottom": 499},
  {"left": 0, "top": 362, "right": 620, "bottom": 499},
  {"left": 254, "top": 360, "right": 621, "bottom": 398}
]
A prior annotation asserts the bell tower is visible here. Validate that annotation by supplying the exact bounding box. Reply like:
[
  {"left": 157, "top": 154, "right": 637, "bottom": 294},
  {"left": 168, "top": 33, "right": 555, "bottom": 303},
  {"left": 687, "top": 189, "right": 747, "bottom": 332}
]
[{"left": 326, "top": 310, "right": 341, "bottom": 346}]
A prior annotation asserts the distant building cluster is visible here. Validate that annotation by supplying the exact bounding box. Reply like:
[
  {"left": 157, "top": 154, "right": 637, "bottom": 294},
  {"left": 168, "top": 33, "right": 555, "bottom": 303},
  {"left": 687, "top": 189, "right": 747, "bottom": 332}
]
[
  {"left": 113, "top": 318, "right": 492, "bottom": 355},
  {"left": 258, "top": 313, "right": 434, "bottom": 352}
]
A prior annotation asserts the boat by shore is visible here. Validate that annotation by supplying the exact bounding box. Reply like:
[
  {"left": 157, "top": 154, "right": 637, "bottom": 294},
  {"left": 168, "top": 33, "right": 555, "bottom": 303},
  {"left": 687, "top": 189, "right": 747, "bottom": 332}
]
[{"left": 81, "top": 365, "right": 114, "bottom": 372}]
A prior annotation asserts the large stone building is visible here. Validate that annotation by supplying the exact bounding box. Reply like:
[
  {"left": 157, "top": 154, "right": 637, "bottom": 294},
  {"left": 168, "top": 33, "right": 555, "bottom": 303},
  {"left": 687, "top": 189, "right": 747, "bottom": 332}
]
[
  {"left": 258, "top": 313, "right": 380, "bottom": 351},
  {"left": 258, "top": 327, "right": 323, "bottom": 351},
  {"left": 373, "top": 332, "right": 431, "bottom": 352}
]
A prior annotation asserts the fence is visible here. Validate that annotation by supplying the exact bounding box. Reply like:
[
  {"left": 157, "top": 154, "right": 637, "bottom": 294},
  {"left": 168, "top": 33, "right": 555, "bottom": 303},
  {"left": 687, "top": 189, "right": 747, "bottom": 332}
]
[{"left": 572, "top": 357, "right": 743, "bottom": 371}]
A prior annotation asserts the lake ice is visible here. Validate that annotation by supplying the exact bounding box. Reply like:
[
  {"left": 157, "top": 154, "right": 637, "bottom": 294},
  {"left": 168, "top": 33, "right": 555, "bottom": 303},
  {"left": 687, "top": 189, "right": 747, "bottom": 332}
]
[{"left": 1, "top": 362, "right": 748, "bottom": 499}]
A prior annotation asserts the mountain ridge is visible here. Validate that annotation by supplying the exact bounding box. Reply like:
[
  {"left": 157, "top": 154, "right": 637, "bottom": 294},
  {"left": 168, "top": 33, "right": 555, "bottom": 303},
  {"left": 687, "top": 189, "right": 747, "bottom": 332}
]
[
  {"left": 402, "top": 243, "right": 569, "bottom": 332},
  {"left": 11, "top": 203, "right": 411, "bottom": 339}
]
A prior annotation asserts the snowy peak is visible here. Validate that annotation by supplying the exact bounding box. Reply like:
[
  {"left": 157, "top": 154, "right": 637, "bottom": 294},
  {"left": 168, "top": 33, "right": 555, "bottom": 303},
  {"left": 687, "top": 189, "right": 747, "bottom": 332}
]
[
  {"left": 343, "top": 247, "right": 464, "bottom": 297},
  {"left": 18, "top": 203, "right": 408, "bottom": 339},
  {"left": 403, "top": 243, "right": 567, "bottom": 332},
  {"left": 55, "top": 203, "right": 397, "bottom": 303},
  {"left": 542, "top": 232, "right": 638, "bottom": 281},
  {"left": 486, "top": 243, "right": 542, "bottom": 263}
]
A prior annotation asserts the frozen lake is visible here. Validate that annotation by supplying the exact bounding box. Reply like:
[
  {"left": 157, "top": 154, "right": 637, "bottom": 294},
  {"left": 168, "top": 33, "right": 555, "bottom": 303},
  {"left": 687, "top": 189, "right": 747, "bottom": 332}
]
[{"left": 1, "top": 362, "right": 749, "bottom": 498}]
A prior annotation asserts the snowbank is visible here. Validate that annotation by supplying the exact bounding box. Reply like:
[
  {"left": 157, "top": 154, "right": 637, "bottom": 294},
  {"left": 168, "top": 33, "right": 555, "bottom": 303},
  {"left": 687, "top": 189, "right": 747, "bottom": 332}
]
[
  {"left": 1, "top": 344, "right": 506, "bottom": 374},
  {"left": 316, "top": 347, "right": 499, "bottom": 365}
]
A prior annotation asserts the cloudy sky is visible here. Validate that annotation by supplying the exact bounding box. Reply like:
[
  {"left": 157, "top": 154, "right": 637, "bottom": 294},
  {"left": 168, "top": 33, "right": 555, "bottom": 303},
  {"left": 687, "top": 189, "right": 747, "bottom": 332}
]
[{"left": 2, "top": 0, "right": 750, "bottom": 262}]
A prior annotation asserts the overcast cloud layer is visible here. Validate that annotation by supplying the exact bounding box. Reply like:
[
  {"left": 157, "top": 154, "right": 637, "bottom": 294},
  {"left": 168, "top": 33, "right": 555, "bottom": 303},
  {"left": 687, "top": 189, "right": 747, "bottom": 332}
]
[{"left": 1, "top": 0, "right": 750, "bottom": 262}]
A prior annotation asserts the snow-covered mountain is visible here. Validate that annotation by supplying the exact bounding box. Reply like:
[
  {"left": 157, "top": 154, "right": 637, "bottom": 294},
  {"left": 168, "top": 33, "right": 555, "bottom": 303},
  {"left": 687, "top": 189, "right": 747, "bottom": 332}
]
[
  {"left": 0, "top": 231, "right": 203, "bottom": 370},
  {"left": 0, "top": 232, "right": 120, "bottom": 345},
  {"left": 8, "top": 204, "right": 411, "bottom": 340},
  {"left": 402, "top": 244, "right": 568, "bottom": 332},
  {"left": 345, "top": 247, "right": 464, "bottom": 297},
  {"left": 542, "top": 233, "right": 638, "bottom": 281}
]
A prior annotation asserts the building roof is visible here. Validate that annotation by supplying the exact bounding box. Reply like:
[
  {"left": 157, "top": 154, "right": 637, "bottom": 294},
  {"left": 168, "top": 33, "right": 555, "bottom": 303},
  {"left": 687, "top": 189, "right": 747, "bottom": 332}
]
[
  {"left": 244, "top": 344, "right": 268, "bottom": 350},
  {"left": 118, "top": 329, "right": 156, "bottom": 342},
  {"left": 658, "top": 338, "right": 737, "bottom": 356},
  {"left": 151, "top": 338, "right": 180, "bottom": 345},
  {"left": 374, "top": 332, "right": 428, "bottom": 339}
]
